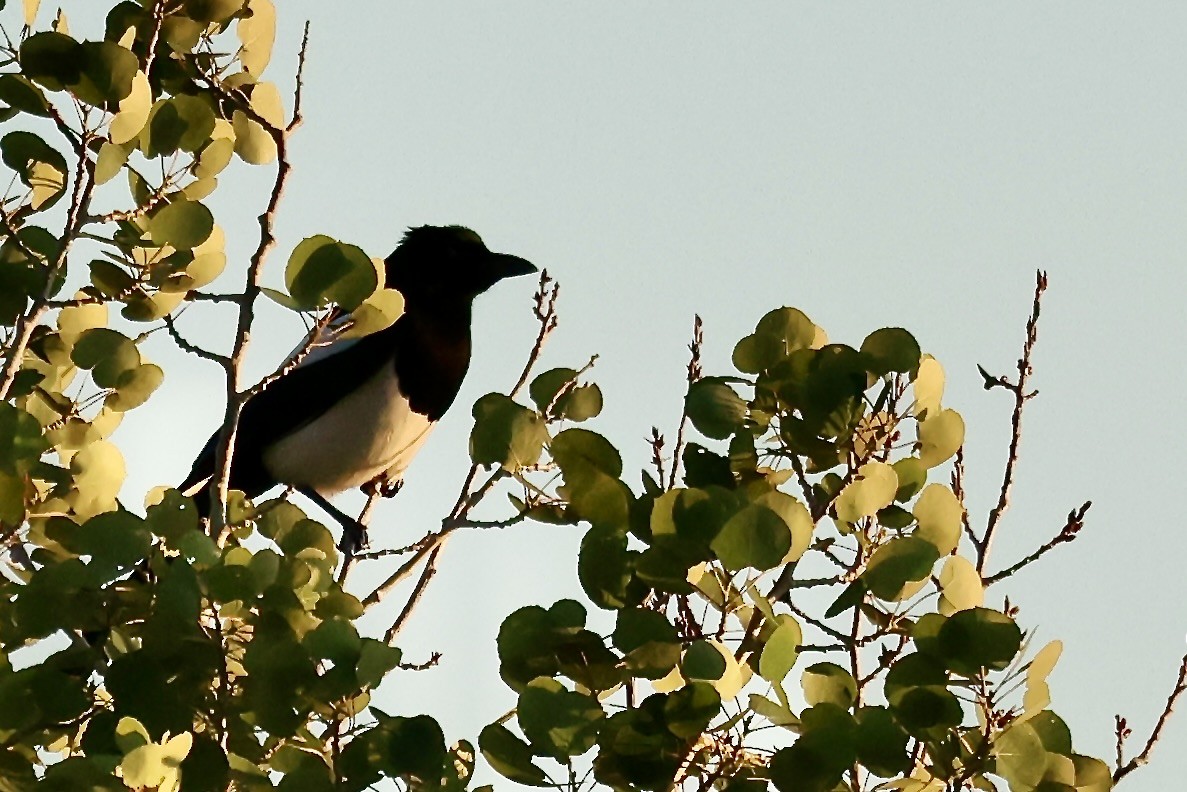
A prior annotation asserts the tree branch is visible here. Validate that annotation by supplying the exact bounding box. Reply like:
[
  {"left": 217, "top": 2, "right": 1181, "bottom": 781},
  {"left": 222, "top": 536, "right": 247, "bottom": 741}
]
[
  {"left": 977, "top": 270, "right": 1048, "bottom": 575},
  {"left": 1114, "top": 653, "right": 1187, "bottom": 783},
  {"left": 982, "top": 501, "right": 1090, "bottom": 586}
]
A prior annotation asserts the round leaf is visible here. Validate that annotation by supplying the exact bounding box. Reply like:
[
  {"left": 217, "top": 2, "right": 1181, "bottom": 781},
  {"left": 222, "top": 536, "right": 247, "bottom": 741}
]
[
  {"left": 147, "top": 200, "right": 214, "bottom": 251},
  {"left": 285, "top": 235, "right": 377, "bottom": 310},
  {"left": 918, "top": 408, "right": 965, "bottom": 468},
  {"left": 861, "top": 327, "right": 921, "bottom": 376}
]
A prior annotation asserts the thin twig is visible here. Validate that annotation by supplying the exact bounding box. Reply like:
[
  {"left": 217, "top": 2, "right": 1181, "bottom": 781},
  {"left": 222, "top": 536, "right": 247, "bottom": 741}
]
[
  {"left": 667, "top": 314, "right": 704, "bottom": 490},
  {"left": 1114, "top": 653, "right": 1187, "bottom": 783},
  {"left": 508, "top": 269, "right": 558, "bottom": 397},
  {"left": 164, "top": 314, "right": 229, "bottom": 365},
  {"left": 383, "top": 543, "right": 444, "bottom": 644},
  {"left": 977, "top": 270, "right": 1048, "bottom": 575},
  {"left": 982, "top": 501, "right": 1090, "bottom": 586}
]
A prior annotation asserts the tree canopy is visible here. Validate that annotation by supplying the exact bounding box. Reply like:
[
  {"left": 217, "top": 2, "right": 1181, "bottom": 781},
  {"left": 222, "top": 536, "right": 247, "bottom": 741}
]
[{"left": 0, "top": 2, "right": 1182, "bottom": 791}]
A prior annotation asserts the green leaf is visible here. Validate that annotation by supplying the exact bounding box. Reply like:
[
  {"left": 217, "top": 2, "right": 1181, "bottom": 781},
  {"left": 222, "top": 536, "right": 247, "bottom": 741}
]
[
  {"left": 107, "top": 363, "right": 163, "bottom": 412},
  {"left": 184, "top": 0, "right": 246, "bottom": 23},
  {"left": 834, "top": 461, "right": 898, "bottom": 523},
  {"left": 372, "top": 714, "right": 447, "bottom": 783},
  {"left": 912, "top": 483, "right": 963, "bottom": 555},
  {"left": 469, "top": 393, "right": 547, "bottom": 470},
  {"left": 884, "top": 653, "right": 963, "bottom": 735},
  {"left": 710, "top": 502, "right": 791, "bottom": 571},
  {"left": 685, "top": 377, "right": 747, "bottom": 439},
  {"left": 892, "top": 457, "right": 927, "bottom": 501},
  {"left": 285, "top": 235, "right": 377, "bottom": 310},
  {"left": 758, "top": 617, "right": 802, "bottom": 683},
  {"left": 769, "top": 705, "right": 856, "bottom": 792},
  {"left": 518, "top": 678, "right": 605, "bottom": 758},
  {"left": 860, "top": 327, "right": 921, "bottom": 376},
  {"left": 663, "top": 681, "right": 720, "bottom": 739},
  {"left": 733, "top": 307, "right": 817, "bottom": 373},
  {"left": 1, "top": 130, "right": 67, "bottom": 210},
  {"left": 925, "top": 607, "right": 1022, "bottom": 676},
  {"left": 19, "top": 32, "right": 81, "bottom": 92},
  {"left": 994, "top": 721, "right": 1048, "bottom": 790},
  {"left": 478, "top": 723, "right": 548, "bottom": 787},
  {"left": 682, "top": 640, "right": 726, "bottom": 681},
  {"left": 0, "top": 74, "right": 50, "bottom": 116},
  {"left": 0, "top": 402, "right": 48, "bottom": 475},
  {"left": 71, "top": 327, "right": 140, "bottom": 387},
  {"left": 142, "top": 95, "right": 216, "bottom": 156},
  {"left": 854, "top": 706, "right": 911, "bottom": 777},
  {"left": 71, "top": 41, "right": 139, "bottom": 105},
  {"left": 551, "top": 428, "right": 630, "bottom": 529},
  {"left": 578, "top": 524, "right": 634, "bottom": 610},
  {"left": 917, "top": 408, "right": 965, "bottom": 468},
  {"left": 613, "top": 608, "right": 681, "bottom": 680},
  {"left": 147, "top": 200, "right": 214, "bottom": 251},
  {"left": 801, "top": 663, "right": 857, "bottom": 708},
  {"left": 861, "top": 537, "right": 938, "bottom": 601}
]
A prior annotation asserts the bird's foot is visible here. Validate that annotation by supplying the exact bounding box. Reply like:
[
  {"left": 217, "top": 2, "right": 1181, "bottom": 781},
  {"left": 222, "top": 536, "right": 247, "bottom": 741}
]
[{"left": 338, "top": 518, "right": 370, "bottom": 559}]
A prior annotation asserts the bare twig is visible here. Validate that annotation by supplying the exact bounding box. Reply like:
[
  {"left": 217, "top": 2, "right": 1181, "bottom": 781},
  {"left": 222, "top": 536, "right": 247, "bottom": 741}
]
[
  {"left": 1114, "top": 653, "right": 1187, "bottom": 783},
  {"left": 977, "top": 270, "right": 1048, "bottom": 575},
  {"left": 383, "top": 543, "right": 444, "bottom": 644},
  {"left": 508, "top": 269, "right": 558, "bottom": 397},
  {"left": 164, "top": 314, "right": 229, "bottom": 365},
  {"left": 667, "top": 314, "right": 704, "bottom": 490},
  {"left": 648, "top": 427, "right": 667, "bottom": 486},
  {"left": 952, "top": 446, "right": 977, "bottom": 547},
  {"left": 982, "top": 501, "right": 1090, "bottom": 586}
]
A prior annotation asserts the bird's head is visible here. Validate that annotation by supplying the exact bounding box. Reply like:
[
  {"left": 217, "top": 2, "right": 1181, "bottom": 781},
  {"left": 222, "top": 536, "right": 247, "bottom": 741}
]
[{"left": 384, "top": 225, "right": 537, "bottom": 303}]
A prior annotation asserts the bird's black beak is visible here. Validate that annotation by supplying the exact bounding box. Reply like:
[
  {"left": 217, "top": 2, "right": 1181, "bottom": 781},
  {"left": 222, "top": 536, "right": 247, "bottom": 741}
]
[{"left": 489, "top": 252, "right": 537, "bottom": 280}]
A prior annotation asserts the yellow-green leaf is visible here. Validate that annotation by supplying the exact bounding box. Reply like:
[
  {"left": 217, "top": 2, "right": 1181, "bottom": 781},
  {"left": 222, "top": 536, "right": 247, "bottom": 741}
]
[
  {"left": 937, "top": 555, "right": 982, "bottom": 615},
  {"left": 835, "top": 461, "right": 898, "bottom": 523},
  {"left": 912, "top": 484, "right": 963, "bottom": 556},
  {"left": 917, "top": 408, "right": 964, "bottom": 468}
]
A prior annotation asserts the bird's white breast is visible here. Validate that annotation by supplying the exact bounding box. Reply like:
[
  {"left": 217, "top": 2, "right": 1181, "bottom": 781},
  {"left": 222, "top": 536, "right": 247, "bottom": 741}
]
[{"left": 262, "top": 363, "right": 434, "bottom": 494}]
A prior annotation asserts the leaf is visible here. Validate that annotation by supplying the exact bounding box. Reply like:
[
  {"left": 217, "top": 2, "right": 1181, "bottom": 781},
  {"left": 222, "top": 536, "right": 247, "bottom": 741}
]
[
  {"left": 238, "top": 0, "right": 276, "bottom": 76},
  {"left": 912, "top": 483, "right": 963, "bottom": 555},
  {"left": 94, "top": 141, "right": 131, "bottom": 185},
  {"left": 183, "top": 0, "right": 246, "bottom": 23},
  {"left": 685, "top": 377, "right": 747, "bottom": 439},
  {"left": 1, "top": 131, "right": 67, "bottom": 210},
  {"left": 68, "top": 440, "right": 125, "bottom": 518},
  {"left": 19, "top": 32, "right": 81, "bottom": 92},
  {"left": 285, "top": 235, "right": 377, "bottom": 310},
  {"left": 801, "top": 663, "right": 857, "bottom": 708},
  {"left": 147, "top": 200, "right": 214, "bottom": 251},
  {"left": 109, "top": 70, "right": 150, "bottom": 144},
  {"left": 469, "top": 393, "right": 547, "bottom": 470},
  {"left": 862, "top": 537, "right": 938, "bottom": 602},
  {"left": 142, "top": 94, "right": 216, "bottom": 156},
  {"left": 917, "top": 408, "right": 965, "bottom": 468},
  {"left": 518, "top": 678, "right": 604, "bottom": 758},
  {"left": 733, "top": 307, "right": 816, "bottom": 373},
  {"left": 834, "top": 461, "right": 898, "bottom": 523},
  {"left": 936, "top": 555, "right": 982, "bottom": 615},
  {"left": 71, "top": 41, "right": 139, "bottom": 106},
  {"left": 912, "top": 354, "right": 944, "bottom": 416},
  {"left": 338, "top": 288, "right": 404, "bottom": 340},
  {"left": 860, "top": 327, "right": 921, "bottom": 376},
  {"left": 107, "top": 363, "right": 164, "bottom": 412},
  {"left": 478, "top": 723, "right": 547, "bottom": 787},
  {"left": 758, "top": 617, "right": 802, "bottom": 683},
  {"left": 0, "top": 74, "right": 50, "bottom": 117},
  {"left": 710, "top": 502, "right": 792, "bottom": 572}
]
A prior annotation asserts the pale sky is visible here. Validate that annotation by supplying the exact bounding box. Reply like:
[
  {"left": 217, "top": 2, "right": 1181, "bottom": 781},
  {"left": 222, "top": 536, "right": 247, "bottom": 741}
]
[{"left": 48, "top": 2, "right": 1187, "bottom": 788}]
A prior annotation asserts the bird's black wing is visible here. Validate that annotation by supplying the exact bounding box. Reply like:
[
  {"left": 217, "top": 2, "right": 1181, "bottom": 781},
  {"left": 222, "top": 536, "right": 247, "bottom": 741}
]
[{"left": 179, "top": 323, "right": 399, "bottom": 511}]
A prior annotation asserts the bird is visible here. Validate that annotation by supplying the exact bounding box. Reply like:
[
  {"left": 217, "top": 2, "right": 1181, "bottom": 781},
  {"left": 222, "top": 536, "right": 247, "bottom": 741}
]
[{"left": 178, "top": 225, "right": 537, "bottom": 552}]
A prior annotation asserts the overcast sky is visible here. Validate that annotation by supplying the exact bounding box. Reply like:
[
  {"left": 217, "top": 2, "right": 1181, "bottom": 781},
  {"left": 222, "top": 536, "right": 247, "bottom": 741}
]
[{"left": 45, "top": 2, "right": 1187, "bottom": 787}]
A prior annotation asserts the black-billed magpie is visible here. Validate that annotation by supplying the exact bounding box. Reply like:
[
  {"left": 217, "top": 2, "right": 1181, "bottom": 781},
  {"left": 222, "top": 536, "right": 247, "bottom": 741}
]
[{"left": 179, "top": 225, "right": 536, "bottom": 548}]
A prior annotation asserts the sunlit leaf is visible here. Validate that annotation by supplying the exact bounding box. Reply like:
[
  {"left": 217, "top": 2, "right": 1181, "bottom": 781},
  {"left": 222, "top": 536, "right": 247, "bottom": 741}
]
[
  {"left": 912, "top": 483, "right": 963, "bottom": 556},
  {"left": 917, "top": 408, "right": 964, "bottom": 468},
  {"left": 835, "top": 461, "right": 898, "bottom": 523}
]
